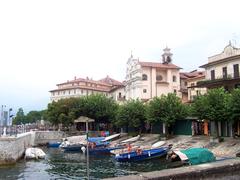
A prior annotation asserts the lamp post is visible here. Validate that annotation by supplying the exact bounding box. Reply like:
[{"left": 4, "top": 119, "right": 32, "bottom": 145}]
[{"left": 74, "top": 116, "right": 95, "bottom": 180}]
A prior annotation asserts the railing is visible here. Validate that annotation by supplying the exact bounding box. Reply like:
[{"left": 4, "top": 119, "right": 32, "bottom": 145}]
[
  {"left": 0, "top": 124, "right": 55, "bottom": 137},
  {"left": 197, "top": 73, "right": 240, "bottom": 86}
]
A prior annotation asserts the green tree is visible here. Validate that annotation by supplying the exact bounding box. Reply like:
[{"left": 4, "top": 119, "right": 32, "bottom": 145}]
[
  {"left": 46, "top": 97, "right": 80, "bottom": 126},
  {"left": 229, "top": 88, "right": 240, "bottom": 123},
  {"left": 13, "top": 108, "right": 25, "bottom": 125},
  {"left": 115, "top": 99, "right": 146, "bottom": 133},
  {"left": 192, "top": 88, "right": 229, "bottom": 138},
  {"left": 77, "top": 94, "right": 118, "bottom": 124},
  {"left": 25, "top": 111, "right": 42, "bottom": 123},
  {"left": 147, "top": 93, "right": 188, "bottom": 137}
]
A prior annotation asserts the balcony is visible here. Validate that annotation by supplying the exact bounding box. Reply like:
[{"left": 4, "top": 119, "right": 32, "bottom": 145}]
[{"left": 197, "top": 73, "right": 240, "bottom": 88}]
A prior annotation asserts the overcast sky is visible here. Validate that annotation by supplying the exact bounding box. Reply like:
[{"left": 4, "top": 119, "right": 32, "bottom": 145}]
[{"left": 1, "top": 0, "right": 240, "bottom": 113}]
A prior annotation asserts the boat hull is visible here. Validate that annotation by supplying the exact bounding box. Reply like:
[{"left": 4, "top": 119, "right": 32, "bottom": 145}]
[
  {"left": 48, "top": 142, "right": 61, "bottom": 148},
  {"left": 115, "top": 147, "right": 169, "bottom": 162}
]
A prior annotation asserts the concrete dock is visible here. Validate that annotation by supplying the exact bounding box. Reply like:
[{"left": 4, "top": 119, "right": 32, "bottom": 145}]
[
  {"left": 106, "top": 158, "right": 240, "bottom": 180},
  {"left": 0, "top": 131, "right": 64, "bottom": 165}
]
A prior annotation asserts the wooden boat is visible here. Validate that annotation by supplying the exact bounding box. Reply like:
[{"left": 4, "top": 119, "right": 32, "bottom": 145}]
[{"left": 115, "top": 146, "right": 170, "bottom": 162}]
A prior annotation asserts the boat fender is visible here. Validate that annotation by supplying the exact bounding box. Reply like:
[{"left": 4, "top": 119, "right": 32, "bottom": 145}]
[
  {"left": 128, "top": 154, "right": 131, "bottom": 159},
  {"left": 148, "top": 151, "right": 151, "bottom": 157},
  {"left": 127, "top": 144, "right": 132, "bottom": 153},
  {"left": 136, "top": 148, "right": 142, "bottom": 155}
]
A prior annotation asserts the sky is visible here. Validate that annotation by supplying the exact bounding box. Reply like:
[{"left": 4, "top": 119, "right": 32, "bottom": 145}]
[{"left": 1, "top": 0, "right": 240, "bottom": 114}]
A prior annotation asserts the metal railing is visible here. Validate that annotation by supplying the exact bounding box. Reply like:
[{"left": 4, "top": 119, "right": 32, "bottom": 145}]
[{"left": 197, "top": 73, "right": 240, "bottom": 86}]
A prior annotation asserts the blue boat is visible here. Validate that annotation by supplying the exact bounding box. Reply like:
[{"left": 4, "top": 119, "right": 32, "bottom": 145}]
[
  {"left": 48, "top": 141, "right": 62, "bottom": 148},
  {"left": 62, "top": 137, "right": 110, "bottom": 152},
  {"left": 62, "top": 144, "right": 84, "bottom": 152},
  {"left": 88, "top": 146, "right": 124, "bottom": 154},
  {"left": 115, "top": 146, "right": 170, "bottom": 162}
]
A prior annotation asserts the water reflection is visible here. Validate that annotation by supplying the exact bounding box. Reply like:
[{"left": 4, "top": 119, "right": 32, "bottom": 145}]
[{"left": 0, "top": 147, "right": 173, "bottom": 179}]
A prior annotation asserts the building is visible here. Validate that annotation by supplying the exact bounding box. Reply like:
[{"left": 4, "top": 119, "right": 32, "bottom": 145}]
[
  {"left": 198, "top": 41, "right": 240, "bottom": 90},
  {"left": 180, "top": 70, "right": 207, "bottom": 102},
  {"left": 49, "top": 76, "right": 124, "bottom": 102},
  {"left": 125, "top": 47, "right": 181, "bottom": 101}
]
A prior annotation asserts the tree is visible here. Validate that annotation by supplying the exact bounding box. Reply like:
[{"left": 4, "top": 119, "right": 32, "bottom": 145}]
[
  {"left": 115, "top": 99, "right": 146, "bottom": 133},
  {"left": 46, "top": 97, "right": 80, "bottom": 126},
  {"left": 13, "top": 108, "right": 25, "bottom": 125},
  {"left": 77, "top": 94, "right": 118, "bottom": 124},
  {"left": 192, "top": 88, "right": 229, "bottom": 138},
  {"left": 228, "top": 88, "right": 240, "bottom": 124},
  {"left": 147, "top": 93, "right": 188, "bottom": 137},
  {"left": 25, "top": 111, "right": 42, "bottom": 123}
]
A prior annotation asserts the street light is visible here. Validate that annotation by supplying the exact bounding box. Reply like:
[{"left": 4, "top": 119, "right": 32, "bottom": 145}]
[{"left": 74, "top": 116, "right": 95, "bottom": 180}]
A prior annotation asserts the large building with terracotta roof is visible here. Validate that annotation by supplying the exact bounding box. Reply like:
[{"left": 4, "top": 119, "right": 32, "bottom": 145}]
[
  {"left": 180, "top": 70, "right": 206, "bottom": 102},
  {"left": 125, "top": 47, "right": 182, "bottom": 101},
  {"left": 49, "top": 76, "right": 125, "bottom": 102}
]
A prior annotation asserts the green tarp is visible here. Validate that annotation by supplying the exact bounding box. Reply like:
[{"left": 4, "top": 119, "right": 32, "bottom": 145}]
[{"left": 180, "top": 148, "right": 216, "bottom": 165}]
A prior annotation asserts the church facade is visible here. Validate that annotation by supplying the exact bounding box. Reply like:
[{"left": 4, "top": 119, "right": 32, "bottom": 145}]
[{"left": 125, "top": 47, "right": 181, "bottom": 101}]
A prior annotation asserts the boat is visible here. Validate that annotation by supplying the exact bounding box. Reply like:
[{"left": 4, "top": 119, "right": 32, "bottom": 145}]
[
  {"left": 120, "top": 135, "right": 141, "bottom": 144},
  {"left": 81, "top": 145, "right": 124, "bottom": 154},
  {"left": 168, "top": 147, "right": 216, "bottom": 165},
  {"left": 61, "top": 136, "right": 109, "bottom": 152},
  {"left": 62, "top": 143, "right": 84, "bottom": 152},
  {"left": 115, "top": 146, "right": 170, "bottom": 162},
  {"left": 48, "top": 141, "right": 62, "bottom": 148},
  {"left": 151, "top": 141, "right": 166, "bottom": 148},
  {"left": 25, "top": 148, "right": 46, "bottom": 159},
  {"left": 101, "top": 133, "right": 121, "bottom": 142}
]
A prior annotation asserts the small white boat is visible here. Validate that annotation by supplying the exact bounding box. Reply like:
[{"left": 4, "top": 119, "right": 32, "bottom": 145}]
[
  {"left": 25, "top": 148, "right": 46, "bottom": 159},
  {"left": 121, "top": 135, "right": 140, "bottom": 144},
  {"left": 101, "top": 133, "right": 121, "bottom": 142},
  {"left": 151, "top": 141, "right": 166, "bottom": 148}
]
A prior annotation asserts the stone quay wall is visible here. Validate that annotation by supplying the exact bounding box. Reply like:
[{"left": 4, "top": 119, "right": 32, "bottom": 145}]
[
  {"left": 106, "top": 158, "right": 240, "bottom": 180},
  {"left": 0, "top": 131, "right": 65, "bottom": 165}
]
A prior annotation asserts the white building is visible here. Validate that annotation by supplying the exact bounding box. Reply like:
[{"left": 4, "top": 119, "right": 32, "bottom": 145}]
[
  {"left": 49, "top": 76, "right": 125, "bottom": 102},
  {"left": 198, "top": 41, "right": 240, "bottom": 90},
  {"left": 125, "top": 48, "right": 181, "bottom": 101}
]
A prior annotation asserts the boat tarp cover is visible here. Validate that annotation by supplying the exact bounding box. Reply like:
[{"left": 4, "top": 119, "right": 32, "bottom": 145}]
[{"left": 180, "top": 148, "right": 216, "bottom": 165}]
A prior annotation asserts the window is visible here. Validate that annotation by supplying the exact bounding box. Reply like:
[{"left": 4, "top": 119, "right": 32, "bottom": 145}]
[
  {"left": 222, "top": 67, "right": 227, "bottom": 79},
  {"left": 58, "top": 91, "right": 60, "bottom": 95},
  {"left": 63, "top": 91, "right": 65, "bottom": 95},
  {"left": 156, "top": 75, "right": 163, "bottom": 81},
  {"left": 118, "top": 92, "right": 122, "bottom": 98},
  {"left": 184, "top": 81, "right": 188, "bottom": 86},
  {"left": 74, "top": 89, "right": 76, "bottom": 94},
  {"left": 142, "top": 74, "right": 148, "bottom": 80},
  {"left": 52, "top": 92, "right": 55, "bottom": 96},
  {"left": 174, "top": 89, "right": 177, "bottom": 94},
  {"left": 234, "top": 64, "right": 239, "bottom": 78},
  {"left": 211, "top": 70, "right": 215, "bottom": 80},
  {"left": 81, "top": 89, "right": 84, "bottom": 94},
  {"left": 68, "top": 90, "right": 71, "bottom": 94},
  {"left": 143, "top": 89, "right": 147, "bottom": 93},
  {"left": 172, "top": 75, "right": 177, "bottom": 82}
]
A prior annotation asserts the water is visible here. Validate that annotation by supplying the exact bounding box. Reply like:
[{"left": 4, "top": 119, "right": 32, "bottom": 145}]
[{"left": 0, "top": 147, "right": 172, "bottom": 180}]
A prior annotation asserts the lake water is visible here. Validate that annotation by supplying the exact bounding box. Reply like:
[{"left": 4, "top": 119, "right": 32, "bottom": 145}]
[{"left": 0, "top": 147, "right": 173, "bottom": 180}]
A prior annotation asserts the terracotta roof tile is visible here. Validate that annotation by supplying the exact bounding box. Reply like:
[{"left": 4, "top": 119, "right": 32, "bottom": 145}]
[{"left": 139, "top": 61, "right": 181, "bottom": 69}]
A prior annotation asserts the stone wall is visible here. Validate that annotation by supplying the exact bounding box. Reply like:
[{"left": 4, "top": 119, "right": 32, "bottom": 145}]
[
  {"left": 33, "top": 131, "right": 65, "bottom": 146},
  {"left": 0, "top": 131, "right": 65, "bottom": 165},
  {"left": 105, "top": 158, "right": 240, "bottom": 180}
]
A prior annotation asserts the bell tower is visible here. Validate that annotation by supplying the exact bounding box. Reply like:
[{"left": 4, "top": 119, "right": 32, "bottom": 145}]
[{"left": 162, "top": 47, "right": 173, "bottom": 64}]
